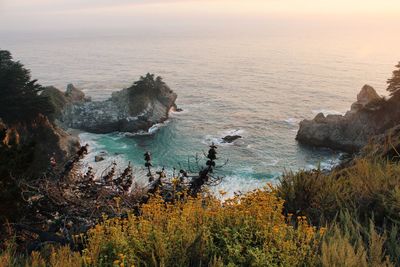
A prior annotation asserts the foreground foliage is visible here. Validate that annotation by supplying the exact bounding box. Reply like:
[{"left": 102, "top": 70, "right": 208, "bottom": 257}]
[
  {"left": 1, "top": 188, "right": 321, "bottom": 266},
  {"left": 3, "top": 158, "right": 400, "bottom": 266}
]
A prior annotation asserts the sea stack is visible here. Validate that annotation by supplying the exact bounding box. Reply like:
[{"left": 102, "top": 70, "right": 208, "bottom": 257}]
[{"left": 43, "top": 74, "right": 178, "bottom": 134}]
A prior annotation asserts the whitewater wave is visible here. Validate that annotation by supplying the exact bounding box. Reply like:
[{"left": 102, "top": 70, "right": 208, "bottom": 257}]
[
  {"left": 312, "top": 109, "right": 344, "bottom": 116},
  {"left": 223, "top": 129, "right": 245, "bottom": 136},
  {"left": 170, "top": 108, "right": 189, "bottom": 116},
  {"left": 148, "top": 122, "right": 165, "bottom": 134},
  {"left": 121, "top": 120, "right": 170, "bottom": 137},
  {"left": 305, "top": 156, "right": 342, "bottom": 171},
  {"left": 79, "top": 133, "right": 129, "bottom": 180},
  {"left": 284, "top": 117, "right": 300, "bottom": 126},
  {"left": 211, "top": 174, "right": 276, "bottom": 200}
]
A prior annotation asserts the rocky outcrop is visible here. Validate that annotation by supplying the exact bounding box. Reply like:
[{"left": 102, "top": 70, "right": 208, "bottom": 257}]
[
  {"left": 296, "top": 85, "right": 400, "bottom": 153},
  {"left": 349, "top": 85, "right": 380, "bottom": 114},
  {"left": 222, "top": 135, "right": 242, "bottom": 143},
  {"left": 45, "top": 75, "right": 177, "bottom": 134},
  {"left": 42, "top": 84, "right": 91, "bottom": 120},
  {"left": 95, "top": 155, "right": 105, "bottom": 162},
  {"left": 33, "top": 116, "right": 80, "bottom": 172},
  {"left": 65, "top": 84, "right": 87, "bottom": 102}
]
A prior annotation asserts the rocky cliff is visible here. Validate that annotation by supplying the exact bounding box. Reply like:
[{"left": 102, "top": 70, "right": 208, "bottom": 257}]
[
  {"left": 43, "top": 74, "right": 178, "bottom": 134},
  {"left": 296, "top": 85, "right": 400, "bottom": 153},
  {"left": 0, "top": 115, "right": 80, "bottom": 177}
]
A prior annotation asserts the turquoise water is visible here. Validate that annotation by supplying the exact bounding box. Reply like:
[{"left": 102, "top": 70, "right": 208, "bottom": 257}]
[{"left": 1, "top": 31, "right": 399, "bottom": 195}]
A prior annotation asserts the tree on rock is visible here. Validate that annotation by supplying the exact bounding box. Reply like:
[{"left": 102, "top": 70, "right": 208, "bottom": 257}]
[
  {"left": 127, "top": 73, "right": 173, "bottom": 115},
  {"left": 0, "top": 50, "right": 54, "bottom": 123},
  {"left": 387, "top": 62, "right": 400, "bottom": 97},
  {"left": 130, "top": 73, "right": 169, "bottom": 95}
]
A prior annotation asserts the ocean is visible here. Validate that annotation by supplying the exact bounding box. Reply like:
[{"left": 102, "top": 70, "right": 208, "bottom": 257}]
[{"left": 1, "top": 30, "right": 398, "bottom": 197}]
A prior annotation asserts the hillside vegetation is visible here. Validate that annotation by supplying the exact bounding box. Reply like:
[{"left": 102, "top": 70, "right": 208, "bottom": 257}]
[
  {"left": 1, "top": 188, "right": 321, "bottom": 266},
  {"left": 1, "top": 161, "right": 399, "bottom": 267}
]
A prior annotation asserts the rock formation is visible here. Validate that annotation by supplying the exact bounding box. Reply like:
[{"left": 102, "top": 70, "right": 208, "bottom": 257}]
[
  {"left": 43, "top": 74, "right": 178, "bottom": 134},
  {"left": 349, "top": 84, "right": 380, "bottom": 114},
  {"left": 95, "top": 151, "right": 107, "bottom": 162},
  {"left": 296, "top": 85, "right": 400, "bottom": 153},
  {"left": 65, "top": 83, "right": 88, "bottom": 102},
  {"left": 222, "top": 135, "right": 242, "bottom": 143},
  {"left": 42, "top": 84, "right": 90, "bottom": 120}
]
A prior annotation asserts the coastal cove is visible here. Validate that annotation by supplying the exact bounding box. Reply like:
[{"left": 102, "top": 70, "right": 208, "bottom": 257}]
[
  {"left": 2, "top": 32, "right": 398, "bottom": 195},
  {"left": 76, "top": 115, "right": 342, "bottom": 198}
]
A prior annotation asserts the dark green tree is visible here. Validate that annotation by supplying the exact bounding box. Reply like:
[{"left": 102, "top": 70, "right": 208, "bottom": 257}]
[
  {"left": 0, "top": 50, "right": 54, "bottom": 124},
  {"left": 387, "top": 62, "right": 400, "bottom": 96},
  {"left": 129, "top": 73, "right": 169, "bottom": 95},
  {"left": 131, "top": 73, "right": 156, "bottom": 94}
]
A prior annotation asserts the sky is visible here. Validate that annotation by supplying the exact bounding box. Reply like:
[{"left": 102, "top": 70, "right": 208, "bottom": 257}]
[{"left": 0, "top": 0, "right": 400, "bottom": 34}]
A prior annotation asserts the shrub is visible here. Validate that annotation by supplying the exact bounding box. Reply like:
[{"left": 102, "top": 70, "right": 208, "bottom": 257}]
[
  {"left": 1, "top": 188, "right": 321, "bottom": 266},
  {"left": 80, "top": 188, "right": 320, "bottom": 266}
]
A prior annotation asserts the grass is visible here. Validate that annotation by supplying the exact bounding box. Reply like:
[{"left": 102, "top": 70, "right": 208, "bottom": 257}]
[
  {"left": 278, "top": 158, "right": 400, "bottom": 226},
  {"left": 278, "top": 158, "right": 400, "bottom": 266}
]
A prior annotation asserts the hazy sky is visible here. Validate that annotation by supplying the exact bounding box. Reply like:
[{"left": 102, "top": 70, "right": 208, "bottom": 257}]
[{"left": 1, "top": 0, "right": 400, "bottom": 33}]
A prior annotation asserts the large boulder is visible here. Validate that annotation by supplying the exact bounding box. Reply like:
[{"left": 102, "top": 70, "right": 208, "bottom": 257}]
[
  {"left": 296, "top": 85, "right": 400, "bottom": 153},
  {"left": 349, "top": 85, "right": 380, "bottom": 113},
  {"left": 357, "top": 84, "right": 380, "bottom": 105},
  {"left": 65, "top": 84, "right": 86, "bottom": 102},
  {"left": 222, "top": 135, "right": 242, "bottom": 143}
]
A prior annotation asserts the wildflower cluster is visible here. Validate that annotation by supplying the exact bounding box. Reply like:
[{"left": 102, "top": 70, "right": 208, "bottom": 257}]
[{"left": 78, "top": 187, "right": 320, "bottom": 266}]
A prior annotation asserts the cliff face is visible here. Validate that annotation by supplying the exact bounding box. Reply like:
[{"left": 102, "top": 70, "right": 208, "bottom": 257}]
[
  {"left": 23, "top": 116, "right": 80, "bottom": 174},
  {"left": 296, "top": 85, "right": 400, "bottom": 153},
  {"left": 0, "top": 115, "right": 80, "bottom": 177},
  {"left": 44, "top": 78, "right": 177, "bottom": 134}
]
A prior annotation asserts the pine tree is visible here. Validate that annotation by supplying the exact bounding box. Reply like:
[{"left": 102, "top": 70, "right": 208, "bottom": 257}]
[
  {"left": 0, "top": 50, "right": 54, "bottom": 123},
  {"left": 387, "top": 62, "right": 400, "bottom": 96}
]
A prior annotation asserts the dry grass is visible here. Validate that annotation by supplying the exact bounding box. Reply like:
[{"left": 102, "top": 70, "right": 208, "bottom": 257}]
[
  {"left": 278, "top": 158, "right": 400, "bottom": 226},
  {"left": 278, "top": 158, "right": 400, "bottom": 266}
]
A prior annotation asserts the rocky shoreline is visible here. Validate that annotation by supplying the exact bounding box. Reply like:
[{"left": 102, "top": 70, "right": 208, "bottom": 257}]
[{"left": 296, "top": 85, "right": 400, "bottom": 153}]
